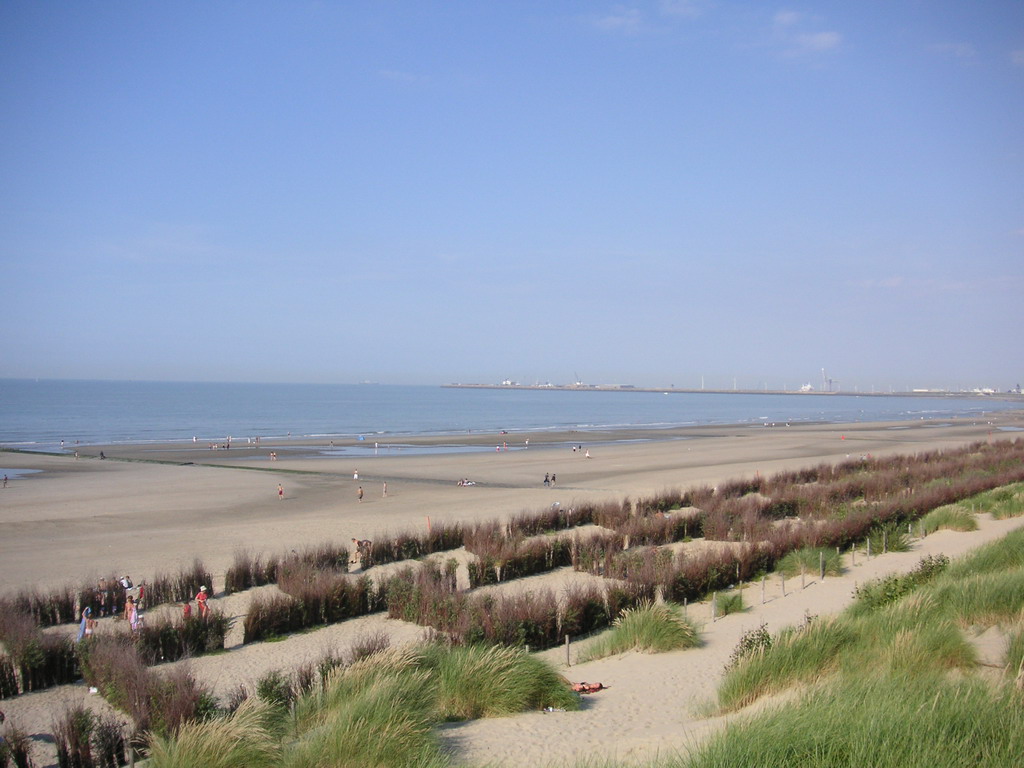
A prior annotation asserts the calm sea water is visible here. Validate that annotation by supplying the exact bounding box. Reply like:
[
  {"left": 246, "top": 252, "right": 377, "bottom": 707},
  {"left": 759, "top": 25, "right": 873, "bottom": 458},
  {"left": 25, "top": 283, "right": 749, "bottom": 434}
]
[{"left": 0, "top": 379, "right": 1015, "bottom": 454}]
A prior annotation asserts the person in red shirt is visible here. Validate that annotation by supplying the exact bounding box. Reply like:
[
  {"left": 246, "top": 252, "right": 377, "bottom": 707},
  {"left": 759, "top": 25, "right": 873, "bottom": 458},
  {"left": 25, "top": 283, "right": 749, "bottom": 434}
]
[
  {"left": 182, "top": 600, "right": 192, "bottom": 619},
  {"left": 196, "top": 585, "right": 210, "bottom": 618}
]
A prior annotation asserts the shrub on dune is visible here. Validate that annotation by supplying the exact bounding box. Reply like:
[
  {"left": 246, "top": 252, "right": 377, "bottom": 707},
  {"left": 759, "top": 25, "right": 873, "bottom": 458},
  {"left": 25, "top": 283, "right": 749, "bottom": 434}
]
[
  {"left": 147, "top": 697, "right": 282, "bottom": 768},
  {"left": 717, "top": 616, "right": 855, "bottom": 712},
  {"left": 921, "top": 504, "right": 978, "bottom": 534},
  {"left": 776, "top": 547, "right": 843, "bottom": 578},
  {"left": 581, "top": 601, "right": 699, "bottom": 662},
  {"left": 971, "top": 482, "right": 1024, "bottom": 519},
  {"left": 420, "top": 642, "right": 579, "bottom": 720},
  {"left": 690, "top": 673, "right": 1024, "bottom": 768},
  {"left": 286, "top": 649, "right": 443, "bottom": 768}
]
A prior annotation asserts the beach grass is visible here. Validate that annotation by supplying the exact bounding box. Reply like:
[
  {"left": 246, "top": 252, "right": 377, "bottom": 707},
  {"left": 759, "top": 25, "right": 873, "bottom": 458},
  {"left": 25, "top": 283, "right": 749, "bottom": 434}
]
[
  {"left": 716, "top": 615, "right": 855, "bottom": 711},
  {"left": 580, "top": 601, "right": 699, "bottom": 662},
  {"left": 686, "top": 672, "right": 1024, "bottom": 768},
  {"left": 419, "top": 642, "right": 579, "bottom": 720},
  {"left": 147, "top": 698, "right": 283, "bottom": 768},
  {"left": 775, "top": 547, "right": 843, "bottom": 578},
  {"left": 144, "top": 641, "right": 579, "bottom": 768},
  {"left": 968, "top": 482, "right": 1024, "bottom": 519},
  {"left": 921, "top": 503, "right": 979, "bottom": 533}
]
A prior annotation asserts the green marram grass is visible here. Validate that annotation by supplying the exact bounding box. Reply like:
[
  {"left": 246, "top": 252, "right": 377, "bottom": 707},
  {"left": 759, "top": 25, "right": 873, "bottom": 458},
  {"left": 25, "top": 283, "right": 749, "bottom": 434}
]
[
  {"left": 716, "top": 615, "right": 856, "bottom": 711},
  {"left": 146, "top": 698, "right": 283, "bottom": 768},
  {"left": 147, "top": 641, "right": 578, "bottom": 768},
  {"left": 968, "top": 482, "right": 1024, "bottom": 519},
  {"left": 944, "top": 526, "right": 1024, "bottom": 579},
  {"left": 921, "top": 503, "right": 978, "bottom": 533},
  {"left": 418, "top": 642, "right": 579, "bottom": 720},
  {"left": 775, "top": 546, "right": 843, "bottom": 578},
  {"left": 687, "top": 672, "right": 1024, "bottom": 768},
  {"left": 715, "top": 590, "right": 743, "bottom": 617},
  {"left": 580, "top": 601, "right": 699, "bottom": 662},
  {"left": 1005, "top": 624, "right": 1024, "bottom": 682}
]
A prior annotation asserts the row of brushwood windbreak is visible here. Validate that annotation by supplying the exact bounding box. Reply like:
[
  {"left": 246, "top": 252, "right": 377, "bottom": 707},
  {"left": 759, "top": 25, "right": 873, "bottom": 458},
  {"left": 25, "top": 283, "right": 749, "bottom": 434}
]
[
  {"left": 241, "top": 439, "right": 1024, "bottom": 649},
  {"left": 4, "top": 438, "right": 1023, "bottom": 696},
  {"left": 0, "top": 612, "right": 228, "bottom": 699},
  {"left": 0, "top": 560, "right": 213, "bottom": 629},
  {"left": 6, "top": 438, "right": 1019, "bottom": 632}
]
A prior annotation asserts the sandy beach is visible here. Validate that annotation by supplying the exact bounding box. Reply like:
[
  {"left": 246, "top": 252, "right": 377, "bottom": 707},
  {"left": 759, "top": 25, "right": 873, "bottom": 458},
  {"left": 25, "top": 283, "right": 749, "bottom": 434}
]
[{"left": 2, "top": 410, "right": 1023, "bottom": 767}]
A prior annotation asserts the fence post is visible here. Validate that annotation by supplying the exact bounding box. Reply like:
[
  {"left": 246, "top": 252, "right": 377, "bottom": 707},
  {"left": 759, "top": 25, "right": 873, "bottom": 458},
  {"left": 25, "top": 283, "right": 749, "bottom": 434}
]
[
  {"left": 883, "top": 530, "right": 888, "bottom": 554},
  {"left": 683, "top": 597, "right": 687, "bottom": 618},
  {"left": 820, "top": 551, "right": 825, "bottom": 580},
  {"left": 565, "top": 634, "right": 571, "bottom": 667},
  {"left": 866, "top": 537, "right": 871, "bottom": 558},
  {"left": 801, "top": 564, "right": 806, "bottom": 590},
  {"left": 781, "top": 573, "right": 786, "bottom": 597},
  {"left": 761, "top": 574, "right": 766, "bottom": 604},
  {"left": 711, "top": 592, "right": 717, "bottom": 622}
]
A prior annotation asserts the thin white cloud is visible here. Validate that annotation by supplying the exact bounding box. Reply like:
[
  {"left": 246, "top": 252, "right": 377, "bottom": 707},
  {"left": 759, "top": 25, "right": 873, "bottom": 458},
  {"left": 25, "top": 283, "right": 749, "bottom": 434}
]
[
  {"left": 659, "top": 0, "right": 704, "bottom": 19},
  {"left": 771, "top": 8, "right": 841, "bottom": 56},
  {"left": 773, "top": 9, "right": 802, "bottom": 28},
  {"left": 592, "top": 7, "right": 644, "bottom": 33},
  {"left": 796, "top": 31, "right": 841, "bottom": 52},
  {"left": 930, "top": 42, "right": 976, "bottom": 59},
  {"left": 852, "top": 276, "right": 904, "bottom": 290},
  {"left": 378, "top": 69, "right": 429, "bottom": 84}
]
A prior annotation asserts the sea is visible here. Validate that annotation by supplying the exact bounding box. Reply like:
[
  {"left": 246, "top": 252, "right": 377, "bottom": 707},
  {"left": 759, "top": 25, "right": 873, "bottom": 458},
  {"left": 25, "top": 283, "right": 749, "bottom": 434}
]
[{"left": 0, "top": 379, "right": 1018, "bottom": 457}]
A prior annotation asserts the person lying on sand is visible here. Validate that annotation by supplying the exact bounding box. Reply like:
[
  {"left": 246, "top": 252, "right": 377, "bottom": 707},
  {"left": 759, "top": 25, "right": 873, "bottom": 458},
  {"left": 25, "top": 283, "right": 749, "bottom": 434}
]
[{"left": 571, "top": 682, "right": 607, "bottom": 694}]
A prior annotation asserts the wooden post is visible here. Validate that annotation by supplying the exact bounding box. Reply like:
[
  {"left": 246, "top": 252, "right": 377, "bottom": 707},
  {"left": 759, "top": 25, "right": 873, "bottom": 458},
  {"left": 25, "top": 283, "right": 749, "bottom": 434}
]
[
  {"left": 866, "top": 537, "right": 871, "bottom": 558},
  {"left": 565, "top": 634, "right": 571, "bottom": 667},
  {"left": 711, "top": 592, "right": 717, "bottom": 622},
  {"left": 781, "top": 573, "right": 786, "bottom": 597},
  {"left": 883, "top": 530, "right": 888, "bottom": 554},
  {"left": 683, "top": 597, "right": 688, "bottom": 618},
  {"left": 819, "top": 551, "right": 825, "bottom": 580},
  {"left": 801, "top": 564, "right": 806, "bottom": 590},
  {"left": 761, "top": 574, "right": 766, "bottom": 604}
]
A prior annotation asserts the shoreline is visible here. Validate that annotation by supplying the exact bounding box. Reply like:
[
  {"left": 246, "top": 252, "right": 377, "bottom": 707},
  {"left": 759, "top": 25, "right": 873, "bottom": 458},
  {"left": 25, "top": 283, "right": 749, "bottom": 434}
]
[{"left": 6, "top": 408, "right": 1023, "bottom": 464}]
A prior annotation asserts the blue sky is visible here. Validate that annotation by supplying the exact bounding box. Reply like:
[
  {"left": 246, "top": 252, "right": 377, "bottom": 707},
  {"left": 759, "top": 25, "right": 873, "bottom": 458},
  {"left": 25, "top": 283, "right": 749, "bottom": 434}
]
[{"left": 1, "top": 1, "right": 1021, "bottom": 392}]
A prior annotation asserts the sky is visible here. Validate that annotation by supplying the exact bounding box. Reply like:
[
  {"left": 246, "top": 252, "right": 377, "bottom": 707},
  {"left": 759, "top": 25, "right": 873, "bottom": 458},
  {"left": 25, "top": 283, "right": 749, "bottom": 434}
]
[{"left": 1, "top": 1, "right": 1022, "bottom": 392}]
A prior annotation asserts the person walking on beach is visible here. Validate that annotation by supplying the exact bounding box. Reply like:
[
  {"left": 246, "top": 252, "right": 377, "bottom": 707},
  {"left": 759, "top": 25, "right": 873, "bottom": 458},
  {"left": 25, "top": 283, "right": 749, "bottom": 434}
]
[
  {"left": 278, "top": 483, "right": 284, "bottom": 500},
  {"left": 382, "top": 482, "right": 387, "bottom": 497},
  {"left": 2, "top": 475, "right": 6, "bottom": 488},
  {"left": 544, "top": 473, "right": 550, "bottom": 487},
  {"left": 357, "top": 486, "right": 364, "bottom": 502}
]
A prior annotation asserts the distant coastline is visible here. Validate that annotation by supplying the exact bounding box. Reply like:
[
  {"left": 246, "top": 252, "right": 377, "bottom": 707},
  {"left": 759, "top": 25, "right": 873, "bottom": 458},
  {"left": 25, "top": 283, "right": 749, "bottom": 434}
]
[{"left": 442, "top": 383, "right": 1024, "bottom": 401}]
